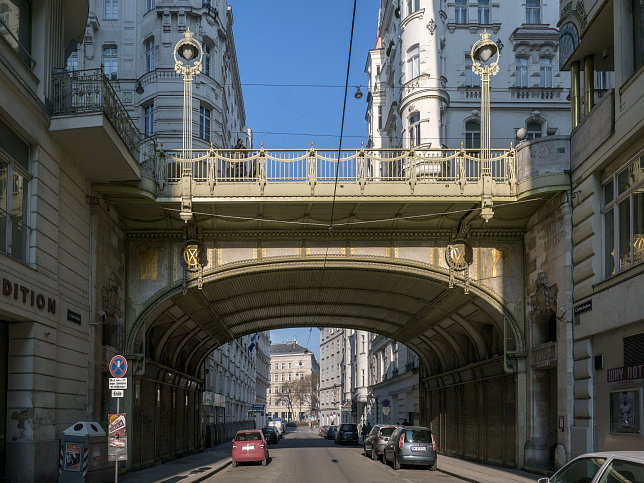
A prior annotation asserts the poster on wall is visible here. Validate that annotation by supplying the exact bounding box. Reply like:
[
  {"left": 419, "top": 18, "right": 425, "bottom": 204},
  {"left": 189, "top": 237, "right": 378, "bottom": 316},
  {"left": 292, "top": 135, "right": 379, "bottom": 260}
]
[
  {"left": 64, "top": 442, "right": 81, "bottom": 471},
  {"left": 610, "top": 390, "right": 641, "bottom": 434},
  {"left": 108, "top": 413, "right": 128, "bottom": 461}
]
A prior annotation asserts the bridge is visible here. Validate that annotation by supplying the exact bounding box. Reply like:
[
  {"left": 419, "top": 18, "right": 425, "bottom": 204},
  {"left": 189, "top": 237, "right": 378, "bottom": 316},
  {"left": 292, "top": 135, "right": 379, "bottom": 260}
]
[{"left": 91, "top": 139, "right": 569, "bottom": 470}]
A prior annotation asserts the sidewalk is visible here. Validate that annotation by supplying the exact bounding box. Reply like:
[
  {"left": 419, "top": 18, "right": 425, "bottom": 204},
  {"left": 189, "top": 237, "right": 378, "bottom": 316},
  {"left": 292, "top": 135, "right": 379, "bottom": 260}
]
[{"left": 119, "top": 442, "right": 542, "bottom": 483}]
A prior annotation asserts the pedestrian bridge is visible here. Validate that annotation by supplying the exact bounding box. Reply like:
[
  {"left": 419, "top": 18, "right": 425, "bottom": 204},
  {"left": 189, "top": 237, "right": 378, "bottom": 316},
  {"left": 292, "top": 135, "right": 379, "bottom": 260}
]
[{"left": 93, "top": 139, "right": 570, "bottom": 472}]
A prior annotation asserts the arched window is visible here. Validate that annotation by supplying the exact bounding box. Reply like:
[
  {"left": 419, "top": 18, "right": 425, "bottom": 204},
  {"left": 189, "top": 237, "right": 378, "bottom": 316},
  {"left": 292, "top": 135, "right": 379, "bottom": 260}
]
[
  {"left": 526, "top": 121, "right": 542, "bottom": 140},
  {"left": 409, "top": 112, "right": 421, "bottom": 147},
  {"left": 465, "top": 120, "right": 480, "bottom": 149}
]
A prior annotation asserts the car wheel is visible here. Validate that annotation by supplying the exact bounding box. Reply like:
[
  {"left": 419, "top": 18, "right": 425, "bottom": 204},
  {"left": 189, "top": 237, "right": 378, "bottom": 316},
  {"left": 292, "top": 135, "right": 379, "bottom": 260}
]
[
  {"left": 392, "top": 454, "right": 400, "bottom": 470},
  {"left": 231, "top": 460, "right": 237, "bottom": 468},
  {"left": 262, "top": 457, "right": 267, "bottom": 466}
]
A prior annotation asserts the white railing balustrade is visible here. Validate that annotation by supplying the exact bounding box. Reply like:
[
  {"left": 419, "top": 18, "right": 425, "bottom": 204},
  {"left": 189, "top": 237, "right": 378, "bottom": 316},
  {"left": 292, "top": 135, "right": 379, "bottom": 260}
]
[{"left": 155, "top": 145, "right": 516, "bottom": 195}]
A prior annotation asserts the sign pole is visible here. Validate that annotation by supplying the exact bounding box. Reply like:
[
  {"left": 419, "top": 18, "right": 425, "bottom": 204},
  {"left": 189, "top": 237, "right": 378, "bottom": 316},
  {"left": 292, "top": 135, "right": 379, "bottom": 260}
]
[{"left": 115, "top": 396, "right": 119, "bottom": 483}]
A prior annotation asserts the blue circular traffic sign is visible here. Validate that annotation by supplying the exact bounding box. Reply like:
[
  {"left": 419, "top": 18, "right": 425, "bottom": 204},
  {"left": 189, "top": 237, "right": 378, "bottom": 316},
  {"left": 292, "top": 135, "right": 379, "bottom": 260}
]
[{"left": 109, "top": 355, "right": 128, "bottom": 378}]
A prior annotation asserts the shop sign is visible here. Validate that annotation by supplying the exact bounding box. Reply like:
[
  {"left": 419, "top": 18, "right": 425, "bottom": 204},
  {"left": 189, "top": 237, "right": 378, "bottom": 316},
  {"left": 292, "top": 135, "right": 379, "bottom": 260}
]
[
  {"left": 607, "top": 364, "right": 644, "bottom": 383},
  {"left": 2, "top": 276, "right": 57, "bottom": 315}
]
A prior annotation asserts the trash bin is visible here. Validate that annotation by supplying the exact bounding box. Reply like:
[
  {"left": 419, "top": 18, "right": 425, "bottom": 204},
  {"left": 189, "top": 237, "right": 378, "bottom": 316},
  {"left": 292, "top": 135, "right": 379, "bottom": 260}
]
[{"left": 59, "top": 421, "right": 111, "bottom": 482}]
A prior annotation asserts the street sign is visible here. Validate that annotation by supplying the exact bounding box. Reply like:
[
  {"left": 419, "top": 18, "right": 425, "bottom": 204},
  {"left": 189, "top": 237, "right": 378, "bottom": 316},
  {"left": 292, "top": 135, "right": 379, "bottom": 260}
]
[
  {"left": 383, "top": 407, "right": 390, "bottom": 415},
  {"left": 109, "top": 378, "right": 127, "bottom": 390},
  {"left": 112, "top": 390, "right": 124, "bottom": 398},
  {"left": 381, "top": 398, "right": 390, "bottom": 407},
  {"left": 109, "top": 355, "right": 128, "bottom": 378}
]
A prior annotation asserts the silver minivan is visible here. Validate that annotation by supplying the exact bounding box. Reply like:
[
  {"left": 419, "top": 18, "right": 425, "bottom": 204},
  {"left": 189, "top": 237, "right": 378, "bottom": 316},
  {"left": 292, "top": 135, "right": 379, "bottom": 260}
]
[{"left": 383, "top": 426, "right": 437, "bottom": 471}]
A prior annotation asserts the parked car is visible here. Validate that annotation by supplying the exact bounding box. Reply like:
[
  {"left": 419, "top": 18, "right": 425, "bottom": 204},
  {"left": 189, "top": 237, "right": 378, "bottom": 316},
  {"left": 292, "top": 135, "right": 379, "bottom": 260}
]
[
  {"left": 261, "top": 426, "right": 279, "bottom": 444},
  {"left": 325, "top": 425, "right": 337, "bottom": 440},
  {"left": 231, "top": 430, "right": 269, "bottom": 467},
  {"left": 335, "top": 423, "right": 359, "bottom": 445},
  {"left": 383, "top": 426, "right": 437, "bottom": 471},
  {"left": 363, "top": 424, "right": 397, "bottom": 461},
  {"left": 267, "top": 420, "right": 284, "bottom": 438},
  {"left": 537, "top": 451, "right": 644, "bottom": 483}
]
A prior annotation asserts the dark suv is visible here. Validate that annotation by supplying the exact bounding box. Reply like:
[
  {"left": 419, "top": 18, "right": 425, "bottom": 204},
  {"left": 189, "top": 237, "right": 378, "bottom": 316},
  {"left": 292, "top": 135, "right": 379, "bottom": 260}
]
[
  {"left": 335, "top": 423, "right": 359, "bottom": 445},
  {"left": 363, "top": 424, "right": 397, "bottom": 461},
  {"left": 383, "top": 426, "right": 437, "bottom": 471}
]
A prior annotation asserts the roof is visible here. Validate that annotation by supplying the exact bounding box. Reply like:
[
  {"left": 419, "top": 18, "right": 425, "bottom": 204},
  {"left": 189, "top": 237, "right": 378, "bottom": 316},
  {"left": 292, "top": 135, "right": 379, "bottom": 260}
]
[{"left": 270, "top": 342, "right": 311, "bottom": 355}]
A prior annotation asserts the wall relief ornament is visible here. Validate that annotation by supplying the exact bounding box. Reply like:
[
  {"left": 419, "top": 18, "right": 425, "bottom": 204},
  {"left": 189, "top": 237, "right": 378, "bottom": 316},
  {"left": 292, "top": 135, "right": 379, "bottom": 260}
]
[
  {"left": 427, "top": 18, "right": 436, "bottom": 36},
  {"left": 529, "top": 270, "right": 558, "bottom": 319},
  {"left": 445, "top": 239, "right": 473, "bottom": 293}
]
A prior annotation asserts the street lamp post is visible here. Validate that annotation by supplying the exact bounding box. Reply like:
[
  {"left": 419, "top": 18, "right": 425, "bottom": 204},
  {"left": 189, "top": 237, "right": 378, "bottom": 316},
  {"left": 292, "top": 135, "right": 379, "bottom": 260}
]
[
  {"left": 174, "top": 28, "right": 203, "bottom": 223},
  {"left": 471, "top": 30, "right": 499, "bottom": 222}
]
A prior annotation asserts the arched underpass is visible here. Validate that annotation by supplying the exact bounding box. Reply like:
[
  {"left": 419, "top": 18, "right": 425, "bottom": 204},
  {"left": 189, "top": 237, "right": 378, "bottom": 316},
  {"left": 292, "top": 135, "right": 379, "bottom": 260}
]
[{"left": 124, "top": 257, "right": 525, "bottom": 470}]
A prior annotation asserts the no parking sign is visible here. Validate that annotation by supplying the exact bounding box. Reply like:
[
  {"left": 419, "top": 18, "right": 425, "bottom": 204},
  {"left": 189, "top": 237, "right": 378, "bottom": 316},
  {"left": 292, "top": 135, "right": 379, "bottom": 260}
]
[{"left": 109, "top": 355, "right": 128, "bottom": 378}]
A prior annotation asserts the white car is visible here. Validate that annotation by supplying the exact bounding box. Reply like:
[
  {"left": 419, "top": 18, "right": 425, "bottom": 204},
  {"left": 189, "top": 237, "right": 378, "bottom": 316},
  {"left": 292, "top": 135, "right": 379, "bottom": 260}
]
[
  {"left": 538, "top": 451, "right": 644, "bottom": 483},
  {"left": 267, "top": 421, "right": 284, "bottom": 438}
]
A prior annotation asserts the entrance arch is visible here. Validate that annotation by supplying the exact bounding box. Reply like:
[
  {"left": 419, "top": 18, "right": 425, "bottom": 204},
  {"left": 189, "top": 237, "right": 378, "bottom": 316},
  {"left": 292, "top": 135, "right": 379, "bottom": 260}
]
[{"left": 124, "top": 255, "right": 525, "bottom": 469}]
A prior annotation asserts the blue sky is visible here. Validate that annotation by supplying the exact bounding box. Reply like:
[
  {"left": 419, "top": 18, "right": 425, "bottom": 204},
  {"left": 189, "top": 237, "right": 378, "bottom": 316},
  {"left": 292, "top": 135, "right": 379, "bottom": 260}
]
[
  {"left": 270, "top": 327, "right": 321, "bottom": 363},
  {"left": 228, "top": 0, "right": 380, "bottom": 149}
]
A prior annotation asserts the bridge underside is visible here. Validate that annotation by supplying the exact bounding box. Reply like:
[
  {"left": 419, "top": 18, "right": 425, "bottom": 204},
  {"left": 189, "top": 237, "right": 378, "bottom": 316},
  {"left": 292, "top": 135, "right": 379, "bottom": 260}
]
[{"left": 130, "top": 258, "right": 517, "bottom": 379}]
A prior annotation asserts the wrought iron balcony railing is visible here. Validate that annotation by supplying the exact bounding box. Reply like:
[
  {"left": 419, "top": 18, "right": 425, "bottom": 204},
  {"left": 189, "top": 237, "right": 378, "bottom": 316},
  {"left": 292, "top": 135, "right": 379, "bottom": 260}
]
[
  {"left": 152, "top": 144, "right": 516, "bottom": 196},
  {"left": 50, "top": 68, "right": 141, "bottom": 159}
]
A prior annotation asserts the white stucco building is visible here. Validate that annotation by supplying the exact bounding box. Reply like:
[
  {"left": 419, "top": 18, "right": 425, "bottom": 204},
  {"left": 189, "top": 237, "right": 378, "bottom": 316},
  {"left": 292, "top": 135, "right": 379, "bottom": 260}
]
[{"left": 365, "top": 0, "right": 570, "bottom": 154}]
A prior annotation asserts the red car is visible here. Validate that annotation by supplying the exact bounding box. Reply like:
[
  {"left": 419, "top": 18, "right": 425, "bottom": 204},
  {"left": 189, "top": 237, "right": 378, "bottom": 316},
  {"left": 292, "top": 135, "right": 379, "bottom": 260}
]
[{"left": 231, "top": 430, "right": 269, "bottom": 467}]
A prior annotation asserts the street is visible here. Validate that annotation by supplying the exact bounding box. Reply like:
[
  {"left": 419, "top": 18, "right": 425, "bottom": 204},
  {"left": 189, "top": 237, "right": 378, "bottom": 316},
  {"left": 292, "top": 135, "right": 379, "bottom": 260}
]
[{"left": 207, "top": 428, "right": 461, "bottom": 483}]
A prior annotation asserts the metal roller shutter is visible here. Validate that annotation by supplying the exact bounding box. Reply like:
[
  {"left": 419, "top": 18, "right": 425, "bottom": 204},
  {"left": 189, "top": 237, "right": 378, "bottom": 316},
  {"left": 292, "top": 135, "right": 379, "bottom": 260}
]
[
  {"left": 485, "top": 377, "right": 504, "bottom": 465},
  {"left": 160, "top": 384, "right": 172, "bottom": 460},
  {"left": 445, "top": 386, "right": 458, "bottom": 455},
  {"left": 175, "top": 387, "right": 185, "bottom": 455},
  {"left": 430, "top": 390, "right": 441, "bottom": 449},
  {"left": 463, "top": 383, "right": 478, "bottom": 460},
  {"left": 504, "top": 376, "right": 516, "bottom": 466}
]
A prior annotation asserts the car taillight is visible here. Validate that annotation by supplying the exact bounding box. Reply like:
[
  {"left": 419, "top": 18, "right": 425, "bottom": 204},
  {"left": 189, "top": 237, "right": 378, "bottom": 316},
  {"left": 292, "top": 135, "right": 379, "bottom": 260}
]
[
  {"left": 431, "top": 433, "right": 437, "bottom": 451},
  {"left": 260, "top": 444, "right": 264, "bottom": 448},
  {"left": 232, "top": 444, "right": 237, "bottom": 449},
  {"left": 399, "top": 433, "right": 405, "bottom": 449}
]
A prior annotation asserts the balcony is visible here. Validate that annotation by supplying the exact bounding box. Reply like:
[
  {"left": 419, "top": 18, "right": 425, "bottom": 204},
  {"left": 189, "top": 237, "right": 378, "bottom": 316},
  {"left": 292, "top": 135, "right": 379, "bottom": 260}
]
[
  {"left": 49, "top": 68, "right": 142, "bottom": 183},
  {"left": 148, "top": 145, "right": 517, "bottom": 200},
  {"left": 531, "top": 341, "right": 557, "bottom": 369}
]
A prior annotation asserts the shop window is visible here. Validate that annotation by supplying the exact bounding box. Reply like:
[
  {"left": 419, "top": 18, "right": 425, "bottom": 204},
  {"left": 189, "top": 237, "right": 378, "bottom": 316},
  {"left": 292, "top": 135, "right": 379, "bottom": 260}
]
[
  {"left": 0, "top": 118, "right": 30, "bottom": 264},
  {"left": 602, "top": 154, "right": 644, "bottom": 277},
  {"left": 610, "top": 390, "right": 641, "bottom": 434}
]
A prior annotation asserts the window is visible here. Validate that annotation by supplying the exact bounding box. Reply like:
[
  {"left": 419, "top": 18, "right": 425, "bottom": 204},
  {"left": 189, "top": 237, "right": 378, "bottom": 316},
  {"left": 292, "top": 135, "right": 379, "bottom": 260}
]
[
  {"left": 0, "top": 0, "right": 31, "bottom": 65},
  {"left": 465, "top": 56, "right": 480, "bottom": 87},
  {"left": 609, "top": 391, "right": 641, "bottom": 434},
  {"left": 144, "top": 103, "right": 154, "bottom": 137},
  {"left": 146, "top": 0, "right": 155, "bottom": 11},
  {"left": 539, "top": 57, "right": 552, "bottom": 88},
  {"left": 0, "top": 119, "right": 30, "bottom": 264},
  {"left": 526, "top": 121, "right": 542, "bottom": 140},
  {"left": 204, "top": 44, "right": 211, "bottom": 76},
  {"left": 275, "top": 363, "right": 278, "bottom": 370},
  {"left": 104, "top": 0, "right": 118, "bottom": 20},
  {"left": 406, "top": 0, "right": 420, "bottom": 16},
  {"left": 455, "top": 0, "right": 467, "bottom": 24},
  {"left": 526, "top": 0, "right": 541, "bottom": 24},
  {"left": 145, "top": 37, "right": 154, "bottom": 72},
  {"left": 199, "top": 106, "right": 211, "bottom": 142},
  {"left": 407, "top": 44, "right": 420, "bottom": 80},
  {"left": 516, "top": 57, "right": 529, "bottom": 87},
  {"left": 66, "top": 51, "right": 78, "bottom": 72},
  {"left": 377, "top": 105, "right": 383, "bottom": 130},
  {"left": 409, "top": 112, "right": 420, "bottom": 147},
  {"left": 602, "top": 155, "right": 644, "bottom": 277},
  {"left": 634, "top": 0, "right": 644, "bottom": 71},
  {"left": 465, "top": 120, "right": 480, "bottom": 149},
  {"left": 103, "top": 46, "right": 118, "bottom": 80},
  {"left": 281, "top": 363, "right": 285, "bottom": 369},
  {"left": 288, "top": 362, "right": 291, "bottom": 369},
  {"left": 478, "top": 0, "right": 490, "bottom": 24},
  {"left": 288, "top": 374, "right": 292, "bottom": 381},
  {"left": 595, "top": 71, "right": 612, "bottom": 90}
]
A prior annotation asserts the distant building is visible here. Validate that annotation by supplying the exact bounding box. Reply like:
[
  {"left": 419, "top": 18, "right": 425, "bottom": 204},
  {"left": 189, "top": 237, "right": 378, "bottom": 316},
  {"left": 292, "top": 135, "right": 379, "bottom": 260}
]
[
  {"left": 267, "top": 340, "right": 320, "bottom": 421},
  {"left": 319, "top": 329, "right": 346, "bottom": 425}
]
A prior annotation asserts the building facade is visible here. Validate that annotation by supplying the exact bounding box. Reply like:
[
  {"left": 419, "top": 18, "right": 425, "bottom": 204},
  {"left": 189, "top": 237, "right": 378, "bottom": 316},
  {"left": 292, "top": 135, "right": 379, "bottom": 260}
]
[
  {"left": 267, "top": 341, "right": 319, "bottom": 421},
  {"left": 319, "top": 328, "right": 345, "bottom": 426},
  {"left": 78, "top": 0, "right": 250, "bottom": 152},
  {"left": 557, "top": 0, "right": 644, "bottom": 458},
  {"left": 365, "top": 0, "right": 570, "bottom": 154}
]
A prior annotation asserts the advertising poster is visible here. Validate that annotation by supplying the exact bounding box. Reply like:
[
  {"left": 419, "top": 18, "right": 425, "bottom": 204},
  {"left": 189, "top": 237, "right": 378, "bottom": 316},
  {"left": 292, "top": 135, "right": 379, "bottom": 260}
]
[
  {"left": 108, "top": 413, "right": 128, "bottom": 461},
  {"left": 610, "top": 390, "right": 641, "bottom": 434},
  {"left": 64, "top": 442, "right": 81, "bottom": 471}
]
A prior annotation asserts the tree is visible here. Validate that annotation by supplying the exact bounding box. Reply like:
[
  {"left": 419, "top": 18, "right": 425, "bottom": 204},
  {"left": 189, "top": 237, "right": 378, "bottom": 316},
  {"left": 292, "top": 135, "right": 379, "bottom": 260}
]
[
  {"left": 294, "top": 373, "right": 319, "bottom": 420},
  {"left": 275, "top": 381, "right": 296, "bottom": 420}
]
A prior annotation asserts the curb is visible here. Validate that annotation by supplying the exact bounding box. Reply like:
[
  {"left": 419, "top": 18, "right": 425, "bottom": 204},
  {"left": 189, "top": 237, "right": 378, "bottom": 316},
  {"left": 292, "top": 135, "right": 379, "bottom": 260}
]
[
  {"left": 192, "top": 457, "right": 232, "bottom": 482},
  {"left": 438, "top": 468, "right": 481, "bottom": 483}
]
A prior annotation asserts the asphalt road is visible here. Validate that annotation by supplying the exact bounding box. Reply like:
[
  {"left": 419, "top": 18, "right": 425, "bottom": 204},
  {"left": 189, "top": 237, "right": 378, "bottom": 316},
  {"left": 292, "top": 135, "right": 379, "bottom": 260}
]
[{"left": 207, "top": 428, "right": 462, "bottom": 483}]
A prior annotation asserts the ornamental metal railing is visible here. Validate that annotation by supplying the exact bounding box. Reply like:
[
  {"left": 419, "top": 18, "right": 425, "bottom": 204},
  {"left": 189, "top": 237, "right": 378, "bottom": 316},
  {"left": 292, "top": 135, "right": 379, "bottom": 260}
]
[
  {"left": 50, "top": 68, "right": 141, "bottom": 158},
  {"left": 155, "top": 144, "right": 516, "bottom": 195}
]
